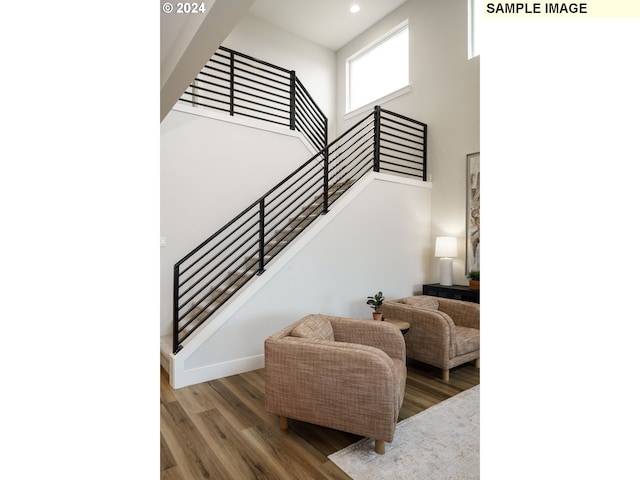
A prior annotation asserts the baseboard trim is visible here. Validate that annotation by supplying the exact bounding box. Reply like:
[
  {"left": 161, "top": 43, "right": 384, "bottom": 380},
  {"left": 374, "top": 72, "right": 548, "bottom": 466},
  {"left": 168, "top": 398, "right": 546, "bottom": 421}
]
[{"left": 170, "top": 354, "right": 265, "bottom": 389}]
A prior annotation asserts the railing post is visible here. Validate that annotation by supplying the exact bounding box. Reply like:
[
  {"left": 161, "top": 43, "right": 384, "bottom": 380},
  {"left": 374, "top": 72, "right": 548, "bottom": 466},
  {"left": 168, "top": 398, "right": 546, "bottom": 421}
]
[
  {"left": 173, "top": 265, "right": 182, "bottom": 354},
  {"left": 323, "top": 146, "right": 329, "bottom": 214},
  {"left": 373, "top": 106, "right": 381, "bottom": 172},
  {"left": 289, "top": 71, "right": 296, "bottom": 131},
  {"left": 258, "top": 199, "right": 266, "bottom": 274},
  {"left": 422, "top": 123, "right": 428, "bottom": 181},
  {"left": 229, "top": 51, "right": 235, "bottom": 116}
]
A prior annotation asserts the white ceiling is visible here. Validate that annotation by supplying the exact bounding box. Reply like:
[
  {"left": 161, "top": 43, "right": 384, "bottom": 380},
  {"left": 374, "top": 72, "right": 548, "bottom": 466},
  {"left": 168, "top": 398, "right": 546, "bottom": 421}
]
[
  {"left": 160, "top": 0, "right": 408, "bottom": 66},
  {"left": 248, "top": 0, "right": 409, "bottom": 51}
]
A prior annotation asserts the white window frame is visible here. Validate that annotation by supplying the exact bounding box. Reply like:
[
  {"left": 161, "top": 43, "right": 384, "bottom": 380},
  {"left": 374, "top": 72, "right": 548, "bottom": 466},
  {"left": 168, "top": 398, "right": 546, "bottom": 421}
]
[
  {"left": 468, "top": 0, "right": 481, "bottom": 59},
  {"left": 345, "top": 20, "right": 410, "bottom": 117}
]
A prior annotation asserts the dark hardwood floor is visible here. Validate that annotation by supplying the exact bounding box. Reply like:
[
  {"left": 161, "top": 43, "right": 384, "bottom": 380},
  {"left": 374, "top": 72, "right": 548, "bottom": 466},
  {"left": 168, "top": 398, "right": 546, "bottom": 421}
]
[{"left": 161, "top": 359, "right": 480, "bottom": 480}]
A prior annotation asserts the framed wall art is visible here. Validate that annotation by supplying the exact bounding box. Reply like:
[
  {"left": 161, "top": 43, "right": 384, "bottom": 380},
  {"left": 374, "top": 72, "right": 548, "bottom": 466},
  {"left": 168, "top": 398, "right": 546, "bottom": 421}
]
[{"left": 466, "top": 152, "right": 480, "bottom": 274}]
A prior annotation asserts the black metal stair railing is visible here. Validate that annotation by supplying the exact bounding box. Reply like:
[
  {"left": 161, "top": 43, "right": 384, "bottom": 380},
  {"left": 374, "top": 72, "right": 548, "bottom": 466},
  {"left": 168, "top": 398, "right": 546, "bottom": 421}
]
[
  {"left": 179, "top": 46, "right": 328, "bottom": 152},
  {"left": 172, "top": 106, "right": 427, "bottom": 354}
]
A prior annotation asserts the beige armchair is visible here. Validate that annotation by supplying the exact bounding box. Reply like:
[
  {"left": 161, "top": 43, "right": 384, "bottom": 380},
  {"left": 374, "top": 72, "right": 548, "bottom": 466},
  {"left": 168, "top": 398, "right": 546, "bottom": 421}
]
[
  {"left": 381, "top": 296, "right": 479, "bottom": 381},
  {"left": 264, "top": 314, "right": 407, "bottom": 454}
]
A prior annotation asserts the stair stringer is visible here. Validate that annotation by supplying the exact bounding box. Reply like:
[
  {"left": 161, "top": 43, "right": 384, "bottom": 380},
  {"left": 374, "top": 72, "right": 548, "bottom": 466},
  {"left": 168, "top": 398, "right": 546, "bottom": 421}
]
[{"left": 162, "top": 172, "right": 432, "bottom": 389}]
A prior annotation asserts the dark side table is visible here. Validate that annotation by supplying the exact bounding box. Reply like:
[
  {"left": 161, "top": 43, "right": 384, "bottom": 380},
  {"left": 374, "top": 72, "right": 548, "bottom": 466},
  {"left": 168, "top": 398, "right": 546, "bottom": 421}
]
[
  {"left": 383, "top": 318, "right": 410, "bottom": 335},
  {"left": 422, "top": 284, "right": 480, "bottom": 304}
]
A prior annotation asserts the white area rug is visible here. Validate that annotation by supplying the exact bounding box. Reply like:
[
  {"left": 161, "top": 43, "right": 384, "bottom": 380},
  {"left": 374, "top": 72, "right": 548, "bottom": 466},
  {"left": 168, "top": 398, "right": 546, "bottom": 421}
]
[{"left": 328, "top": 385, "right": 479, "bottom": 480}]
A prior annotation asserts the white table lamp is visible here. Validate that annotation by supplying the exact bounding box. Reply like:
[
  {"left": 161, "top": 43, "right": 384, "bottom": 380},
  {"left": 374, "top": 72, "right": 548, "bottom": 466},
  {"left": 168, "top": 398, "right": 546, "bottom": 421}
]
[{"left": 435, "top": 237, "right": 458, "bottom": 286}]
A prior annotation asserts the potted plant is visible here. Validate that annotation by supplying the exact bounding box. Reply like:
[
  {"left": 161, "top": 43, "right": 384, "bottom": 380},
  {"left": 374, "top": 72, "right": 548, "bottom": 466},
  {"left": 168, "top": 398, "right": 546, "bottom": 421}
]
[
  {"left": 468, "top": 270, "right": 480, "bottom": 290},
  {"left": 367, "top": 291, "right": 385, "bottom": 320}
]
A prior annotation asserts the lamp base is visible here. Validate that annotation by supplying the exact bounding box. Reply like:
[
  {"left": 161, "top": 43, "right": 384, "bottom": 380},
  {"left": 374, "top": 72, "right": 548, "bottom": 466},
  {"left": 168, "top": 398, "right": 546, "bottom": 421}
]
[{"left": 439, "top": 257, "right": 453, "bottom": 286}]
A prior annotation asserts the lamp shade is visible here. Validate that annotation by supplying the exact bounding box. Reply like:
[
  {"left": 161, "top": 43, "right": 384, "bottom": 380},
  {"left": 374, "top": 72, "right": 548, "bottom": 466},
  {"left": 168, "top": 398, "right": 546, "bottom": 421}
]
[{"left": 435, "top": 236, "right": 458, "bottom": 258}]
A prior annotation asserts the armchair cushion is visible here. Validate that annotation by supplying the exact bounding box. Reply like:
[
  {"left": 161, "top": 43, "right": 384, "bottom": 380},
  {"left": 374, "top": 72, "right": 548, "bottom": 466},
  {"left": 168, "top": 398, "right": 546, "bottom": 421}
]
[
  {"left": 456, "top": 326, "right": 480, "bottom": 355},
  {"left": 399, "top": 296, "right": 439, "bottom": 310},
  {"left": 290, "top": 315, "right": 334, "bottom": 341}
]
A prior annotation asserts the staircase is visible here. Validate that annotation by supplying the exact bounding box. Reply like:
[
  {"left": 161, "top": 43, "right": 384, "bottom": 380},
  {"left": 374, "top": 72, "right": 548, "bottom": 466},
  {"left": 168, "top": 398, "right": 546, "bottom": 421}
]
[
  {"left": 165, "top": 46, "right": 428, "bottom": 357},
  {"left": 173, "top": 180, "right": 353, "bottom": 347}
]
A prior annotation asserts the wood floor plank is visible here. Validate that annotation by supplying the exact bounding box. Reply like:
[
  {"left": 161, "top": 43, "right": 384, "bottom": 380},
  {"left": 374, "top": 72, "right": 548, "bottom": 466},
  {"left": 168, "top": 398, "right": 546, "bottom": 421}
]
[
  {"left": 161, "top": 400, "right": 235, "bottom": 479},
  {"left": 160, "top": 431, "right": 177, "bottom": 471},
  {"left": 171, "top": 380, "right": 222, "bottom": 414},
  {"left": 240, "top": 422, "right": 330, "bottom": 480},
  {"left": 160, "top": 360, "right": 480, "bottom": 479},
  {"left": 161, "top": 465, "right": 187, "bottom": 480},
  {"left": 193, "top": 407, "right": 271, "bottom": 479}
]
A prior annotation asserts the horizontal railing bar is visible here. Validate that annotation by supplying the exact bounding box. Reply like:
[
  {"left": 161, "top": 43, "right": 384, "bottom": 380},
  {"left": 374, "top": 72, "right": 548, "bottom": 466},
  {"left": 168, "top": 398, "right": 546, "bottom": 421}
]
[
  {"left": 380, "top": 144, "right": 424, "bottom": 159},
  {"left": 178, "top": 216, "right": 260, "bottom": 294},
  {"left": 295, "top": 90, "right": 326, "bottom": 125},
  {"left": 380, "top": 153, "right": 424, "bottom": 168},
  {"left": 177, "top": 98, "right": 231, "bottom": 112},
  {"left": 265, "top": 181, "right": 322, "bottom": 236},
  {"left": 233, "top": 57, "right": 291, "bottom": 81},
  {"left": 381, "top": 115, "right": 425, "bottom": 134},
  {"left": 178, "top": 231, "right": 260, "bottom": 309},
  {"left": 379, "top": 165, "right": 423, "bottom": 178},
  {"left": 184, "top": 83, "right": 230, "bottom": 99},
  {"left": 380, "top": 160, "right": 423, "bottom": 173},
  {"left": 234, "top": 90, "right": 290, "bottom": 110},
  {"left": 219, "top": 46, "right": 291, "bottom": 75},
  {"left": 381, "top": 138, "right": 423, "bottom": 155},
  {"left": 186, "top": 84, "right": 230, "bottom": 102},
  {"left": 380, "top": 107, "right": 428, "bottom": 129},
  {"left": 265, "top": 178, "right": 317, "bottom": 229},
  {"left": 197, "top": 68, "right": 231, "bottom": 83},
  {"left": 234, "top": 82, "right": 289, "bottom": 104},
  {"left": 381, "top": 122, "right": 423, "bottom": 141},
  {"left": 206, "top": 58, "right": 231, "bottom": 72},
  {"left": 234, "top": 68, "right": 289, "bottom": 91},
  {"left": 295, "top": 115, "right": 323, "bottom": 140},
  {"left": 327, "top": 127, "right": 374, "bottom": 163},
  {"left": 380, "top": 129, "right": 424, "bottom": 148},
  {"left": 178, "top": 239, "right": 260, "bottom": 320},
  {"left": 295, "top": 106, "right": 324, "bottom": 136},
  {"left": 295, "top": 121, "right": 324, "bottom": 150},
  {"left": 327, "top": 116, "right": 375, "bottom": 159},
  {"left": 330, "top": 144, "right": 374, "bottom": 180},
  {"left": 294, "top": 78, "right": 328, "bottom": 123},
  {"left": 329, "top": 138, "right": 373, "bottom": 174},
  {"left": 264, "top": 172, "right": 322, "bottom": 223},
  {"left": 295, "top": 98, "right": 324, "bottom": 127}
]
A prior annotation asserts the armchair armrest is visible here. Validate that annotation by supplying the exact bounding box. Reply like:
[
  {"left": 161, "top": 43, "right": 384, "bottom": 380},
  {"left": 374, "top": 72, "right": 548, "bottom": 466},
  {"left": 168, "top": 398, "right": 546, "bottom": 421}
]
[
  {"left": 436, "top": 298, "right": 480, "bottom": 329},
  {"left": 330, "top": 317, "right": 405, "bottom": 362},
  {"left": 381, "top": 301, "right": 456, "bottom": 354},
  {"left": 381, "top": 301, "right": 455, "bottom": 332}
]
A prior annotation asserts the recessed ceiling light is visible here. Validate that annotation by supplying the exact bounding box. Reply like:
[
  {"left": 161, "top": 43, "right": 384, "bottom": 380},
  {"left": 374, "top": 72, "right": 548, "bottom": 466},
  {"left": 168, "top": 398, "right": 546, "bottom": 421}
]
[{"left": 350, "top": 4, "right": 361, "bottom": 13}]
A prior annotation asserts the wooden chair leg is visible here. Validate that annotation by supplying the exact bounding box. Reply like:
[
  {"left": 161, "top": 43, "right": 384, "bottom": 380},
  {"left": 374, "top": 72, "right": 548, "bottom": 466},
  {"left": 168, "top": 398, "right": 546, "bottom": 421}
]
[
  {"left": 374, "top": 439, "right": 385, "bottom": 454},
  {"left": 442, "top": 369, "right": 450, "bottom": 382},
  {"left": 279, "top": 416, "right": 288, "bottom": 430}
]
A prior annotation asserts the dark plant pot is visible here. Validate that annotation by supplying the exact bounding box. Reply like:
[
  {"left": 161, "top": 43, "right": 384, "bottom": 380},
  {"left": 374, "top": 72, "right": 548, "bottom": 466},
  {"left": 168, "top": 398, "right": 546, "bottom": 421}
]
[
  {"left": 372, "top": 312, "right": 383, "bottom": 321},
  {"left": 469, "top": 280, "right": 480, "bottom": 290}
]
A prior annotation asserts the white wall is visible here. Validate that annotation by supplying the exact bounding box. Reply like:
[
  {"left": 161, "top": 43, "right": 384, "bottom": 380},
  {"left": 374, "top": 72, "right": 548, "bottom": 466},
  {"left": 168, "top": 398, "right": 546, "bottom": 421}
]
[
  {"left": 180, "top": 174, "right": 431, "bottom": 380},
  {"left": 336, "top": 0, "right": 480, "bottom": 285},
  {"left": 160, "top": 107, "right": 313, "bottom": 336},
  {"left": 223, "top": 14, "right": 337, "bottom": 139}
]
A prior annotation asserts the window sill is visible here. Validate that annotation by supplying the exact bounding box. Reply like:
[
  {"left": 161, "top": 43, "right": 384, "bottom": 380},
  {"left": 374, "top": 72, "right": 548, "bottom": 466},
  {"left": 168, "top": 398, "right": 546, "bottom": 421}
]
[{"left": 344, "top": 84, "right": 412, "bottom": 120}]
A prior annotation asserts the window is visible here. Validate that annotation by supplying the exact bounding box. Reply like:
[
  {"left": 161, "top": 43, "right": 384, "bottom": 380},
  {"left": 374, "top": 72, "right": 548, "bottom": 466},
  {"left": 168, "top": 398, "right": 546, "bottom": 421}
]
[
  {"left": 346, "top": 21, "right": 409, "bottom": 114},
  {"left": 468, "top": 0, "right": 481, "bottom": 58}
]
